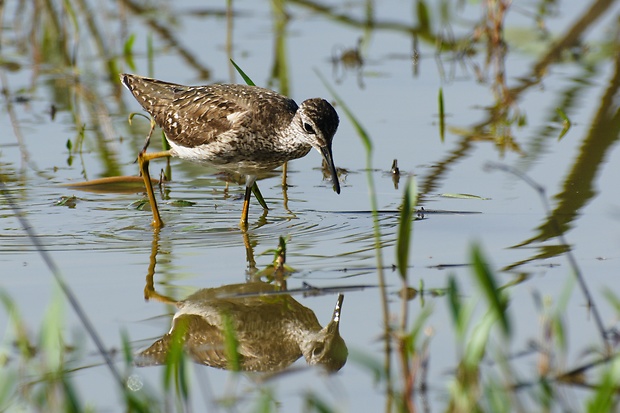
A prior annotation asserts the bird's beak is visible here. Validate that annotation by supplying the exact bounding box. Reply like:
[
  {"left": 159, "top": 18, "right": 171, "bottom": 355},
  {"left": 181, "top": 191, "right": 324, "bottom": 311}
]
[
  {"left": 320, "top": 145, "right": 341, "bottom": 194},
  {"left": 326, "top": 294, "right": 344, "bottom": 334}
]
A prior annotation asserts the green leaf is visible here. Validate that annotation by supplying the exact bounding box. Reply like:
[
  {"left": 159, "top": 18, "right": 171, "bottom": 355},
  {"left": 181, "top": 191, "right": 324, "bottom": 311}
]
[
  {"left": 408, "top": 303, "right": 433, "bottom": 347},
  {"left": 39, "top": 286, "right": 65, "bottom": 372},
  {"left": 447, "top": 276, "right": 461, "bottom": 328},
  {"left": 603, "top": 288, "right": 620, "bottom": 314},
  {"left": 169, "top": 200, "right": 196, "bottom": 207},
  {"left": 464, "top": 310, "right": 496, "bottom": 368},
  {"left": 556, "top": 107, "right": 571, "bottom": 141},
  {"left": 120, "top": 329, "right": 134, "bottom": 367},
  {"left": 471, "top": 244, "right": 510, "bottom": 337},
  {"left": 163, "top": 316, "right": 190, "bottom": 404},
  {"left": 130, "top": 199, "right": 150, "bottom": 211},
  {"left": 586, "top": 356, "right": 620, "bottom": 412},
  {"left": 253, "top": 388, "right": 276, "bottom": 413},
  {"left": 230, "top": 59, "right": 256, "bottom": 86},
  {"left": 123, "top": 34, "right": 137, "bottom": 72},
  {"left": 316, "top": 70, "right": 372, "bottom": 154},
  {"left": 161, "top": 129, "right": 170, "bottom": 151},
  {"left": 438, "top": 87, "right": 445, "bottom": 142},
  {"left": 62, "top": 0, "right": 79, "bottom": 36},
  {"left": 222, "top": 312, "right": 241, "bottom": 372},
  {"left": 417, "top": 0, "right": 431, "bottom": 32},
  {"left": 396, "top": 178, "right": 418, "bottom": 281},
  {"left": 304, "top": 392, "right": 336, "bottom": 413},
  {"left": 0, "top": 289, "right": 33, "bottom": 359},
  {"left": 147, "top": 33, "right": 154, "bottom": 78},
  {"left": 251, "top": 182, "right": 268, "bottom": 210},
  {"left": 123, "top": 34, "right": 136, "bottom": 57}
]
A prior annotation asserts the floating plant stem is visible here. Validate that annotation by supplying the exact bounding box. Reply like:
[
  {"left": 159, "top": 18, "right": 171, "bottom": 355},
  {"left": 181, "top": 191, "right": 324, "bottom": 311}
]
[{"left": 316, "top": 69, "right": 394, "bottom": 411}]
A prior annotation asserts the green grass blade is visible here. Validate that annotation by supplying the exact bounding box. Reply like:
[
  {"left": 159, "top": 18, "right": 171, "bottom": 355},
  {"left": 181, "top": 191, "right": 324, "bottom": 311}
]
[
  {"left": 438, "top": 87, "right": 445, "bottom": 142},
  {"left": 147, "top": 33, "right": 154, "bottom": 78},
  {"left": 396, "top": 178, "right": 418, "bottom": 281},
  {"left": 556, "top": 107, "right": 571, "bottom": 141},
  {"left": 416, "top": 0, "right": 431, "bottom": 32},
  {"left": 229, "top": 60, "right": 270, "bottom": 207},
  {"left": 304, "top": 392, "right": 337, "bottom": 413},
  {"left": 61, "top": 376, "right": 82, "bottom": 413},
  {"left": 252, "top": 182, "right": 269, "bottom": 210},
  {"left": 161, "top": 129, "right": 170, "bottom": 152},
  {"left": 230, "top": 59, "right": 256, "bottom": 86},
  {"left": 316, "top": 71, "right": 394, "bottom": 396},
  {"left": 447, "top": 276, "right": 462, "bottom": 331},
  {"left": 586, "top": 356, "right": 620, "bottom": 412},
  {"left": 40, "top": 287, "right": 65, "bottom": 372},
  {"left": 162, "top": 319, "right": 191, "bottom": 411},
  {"left": 222, "top": 313, "right": 241, "bottom": 372},
  {"left": 123, "top": 34, "right": 137, "bottom": 72},
  {"left": 316, "top": 70, "right": 372, "bottom": 153},
  {"left": 463, "top": 310, "right": 496, "bottom": 368},
  {"left": 471, "top": 244, "right": 510, "bottom": 337}
]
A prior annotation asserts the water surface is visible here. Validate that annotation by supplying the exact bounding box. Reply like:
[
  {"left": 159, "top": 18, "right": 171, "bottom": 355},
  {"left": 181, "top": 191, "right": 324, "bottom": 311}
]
[{"left": 2, "top": 0, "right": 620, "bottom": 411}]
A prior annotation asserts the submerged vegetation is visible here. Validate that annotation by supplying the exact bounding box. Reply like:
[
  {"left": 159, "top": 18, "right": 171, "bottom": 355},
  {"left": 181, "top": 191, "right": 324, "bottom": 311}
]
[{"left": 2, "top": 0, "right": 620, "bottom": 412}]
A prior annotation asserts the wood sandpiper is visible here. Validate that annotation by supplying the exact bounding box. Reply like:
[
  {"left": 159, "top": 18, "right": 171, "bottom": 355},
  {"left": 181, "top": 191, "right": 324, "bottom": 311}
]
[
  {"left": 136, "top": 282, "right": 348, "bottom": 372},
  {"left": 121, "top": 74, "right": 341, "bottom": 228}
]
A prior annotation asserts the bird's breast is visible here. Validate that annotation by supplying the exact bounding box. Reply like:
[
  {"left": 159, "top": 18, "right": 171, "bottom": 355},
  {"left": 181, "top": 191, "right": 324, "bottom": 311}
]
[{"left": 168, "top": 132, "right": 312, "bottom": 174}]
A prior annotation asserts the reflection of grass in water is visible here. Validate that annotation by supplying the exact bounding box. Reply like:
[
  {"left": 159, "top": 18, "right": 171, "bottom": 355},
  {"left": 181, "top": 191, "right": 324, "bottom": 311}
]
[{"left": 315, "top": 67, "right": 620, "bottom": 412}]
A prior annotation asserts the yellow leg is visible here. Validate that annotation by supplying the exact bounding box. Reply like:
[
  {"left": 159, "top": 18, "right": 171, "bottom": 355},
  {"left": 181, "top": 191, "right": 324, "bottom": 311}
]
[
  {"left": 143, "top": 228, "right": 177, "bottom": 304},
  {"left": 281, "top": 162, "right": 288, "bottom": 188},
  {"left": 138, "top": 149, "right": 172, "bottom": 228},
  {"left": 242, "top": 230, "right": 256, "bottom": 273},
  {"left": 239, "top": 185, "right": 252, "bottom": 229}
]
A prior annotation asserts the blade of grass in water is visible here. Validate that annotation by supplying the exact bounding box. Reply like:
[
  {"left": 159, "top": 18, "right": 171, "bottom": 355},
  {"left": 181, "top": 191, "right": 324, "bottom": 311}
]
[
  {"left": 229, "top": 59, "right": 270, "bottom": 210},
  {"left": 223, "top": 313, "right": 241, "bottom": 372},
  {"left": 315, "top": 69, "right": 393, "bottom": 411},
  {"left": 396, "top": 178, "right": 418, "bottom": 281},
  {"left": 147, "top": 34, "right": 154, "bottom": 78},
  {"left": 471, "top": 244, "right": 510, "bottom": 337},
  {"left": 438, "top": 87, "right": 445, "bottom": 142},
  {"left": 123, "top": 34, "right": 136, "bottom": 72},
  {"left": 163, "top": 318, "right": 191, "bottom": 410},
  {"left": 556, "top": 107, "right": 571, "bottom": 141},
  {"left": 230, "top": 59, "right": 256, "bottom": 86}
]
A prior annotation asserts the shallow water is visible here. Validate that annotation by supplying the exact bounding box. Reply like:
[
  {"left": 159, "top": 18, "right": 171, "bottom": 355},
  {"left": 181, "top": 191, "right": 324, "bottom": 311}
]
[{"left": 2, "top": 0, "right": 620, "bottom": 411}]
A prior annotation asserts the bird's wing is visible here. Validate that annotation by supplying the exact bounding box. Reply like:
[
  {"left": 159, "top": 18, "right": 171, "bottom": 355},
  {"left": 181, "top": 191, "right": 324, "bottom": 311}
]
[{"left": 155, "top": 85, "right": 252, "bottom": 148}]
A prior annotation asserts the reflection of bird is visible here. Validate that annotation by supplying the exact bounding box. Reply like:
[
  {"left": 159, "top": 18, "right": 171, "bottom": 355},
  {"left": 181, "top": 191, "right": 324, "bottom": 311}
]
[
  {"left": 332, "top": 38, "right": 364, "bottom": 88},
  {"left": 121, "top": 74, "right": 341, "bottom": 228},
  {"left": 137, "top": 282, "right": 348, "bottom": 372}
]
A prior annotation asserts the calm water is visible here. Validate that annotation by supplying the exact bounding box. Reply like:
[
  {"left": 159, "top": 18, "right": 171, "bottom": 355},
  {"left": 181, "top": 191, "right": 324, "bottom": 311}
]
[{"left": 2, "top": 0, "right": 620, "bottom": 411}]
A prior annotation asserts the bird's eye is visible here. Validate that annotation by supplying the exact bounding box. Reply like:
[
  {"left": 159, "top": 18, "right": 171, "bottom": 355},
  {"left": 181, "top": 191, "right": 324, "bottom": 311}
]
[
  {"left": 312, "top": 344, "right": 325, "bottom": 357},
  {"left": 303, "top": 122, "right": 315, "bottom": 134}
]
